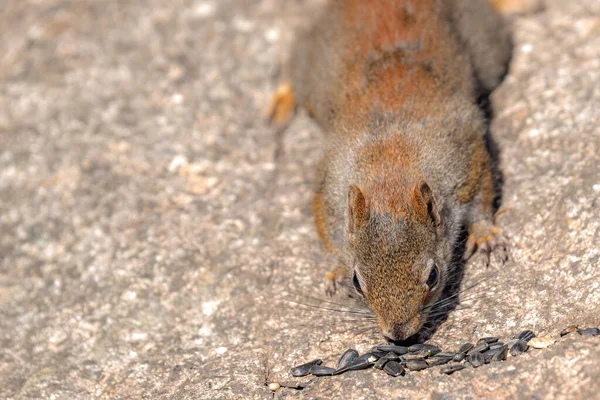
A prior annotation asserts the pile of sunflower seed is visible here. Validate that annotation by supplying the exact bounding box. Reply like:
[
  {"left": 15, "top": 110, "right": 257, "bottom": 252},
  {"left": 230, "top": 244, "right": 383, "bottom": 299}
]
[{"left": 290, "top": 326, "right": 600, "bottom": 378}]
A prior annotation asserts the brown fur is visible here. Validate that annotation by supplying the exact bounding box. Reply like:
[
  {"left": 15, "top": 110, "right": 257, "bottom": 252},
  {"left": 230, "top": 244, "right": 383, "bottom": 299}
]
[{"left": 270, "top": 0, "right": 528, "bottom": 340}]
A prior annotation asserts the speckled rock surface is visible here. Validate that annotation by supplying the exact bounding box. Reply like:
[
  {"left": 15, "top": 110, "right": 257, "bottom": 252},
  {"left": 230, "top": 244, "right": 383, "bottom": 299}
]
[{"left": 1, "top": 1, "right": 599, "bottom": 399}]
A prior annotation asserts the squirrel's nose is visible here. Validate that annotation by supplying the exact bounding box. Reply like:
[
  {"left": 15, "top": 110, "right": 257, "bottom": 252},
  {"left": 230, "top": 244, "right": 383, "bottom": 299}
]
[
  {"left": 390, "top": 323, "right": 412, "bottom": 341},
  {"left": 383, "top": 320, "right": 421, "bottom": 341}
]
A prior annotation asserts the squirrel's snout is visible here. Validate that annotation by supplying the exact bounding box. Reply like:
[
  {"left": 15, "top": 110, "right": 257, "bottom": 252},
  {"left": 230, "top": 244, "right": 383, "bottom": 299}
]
[{"left": 382, "top": 318, "right": 422, "bottom": 341}]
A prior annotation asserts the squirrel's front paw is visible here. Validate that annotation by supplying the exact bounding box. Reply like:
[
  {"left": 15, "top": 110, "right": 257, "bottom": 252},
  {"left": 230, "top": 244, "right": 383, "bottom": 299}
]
[
  {"left": 464, "top": 222, "right": 508, "bottom": 266},
  {"left": 325, "top": 266, "right": 347, "bottom": 297}
]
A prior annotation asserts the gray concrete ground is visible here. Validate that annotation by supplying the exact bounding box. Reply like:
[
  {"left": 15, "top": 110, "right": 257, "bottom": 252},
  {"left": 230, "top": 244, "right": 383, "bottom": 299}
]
[{"left": 1, "top": 0, "right": 599, "bottom": 399}]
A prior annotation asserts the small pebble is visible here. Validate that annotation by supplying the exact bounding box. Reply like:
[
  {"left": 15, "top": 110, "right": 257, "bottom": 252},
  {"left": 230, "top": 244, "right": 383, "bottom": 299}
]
[
  {"left": 467, "top": 342, "right": 489, "bottom": 355},
  {"left": 577, "top": 328, "right": 600, "bottom": 336},
  {"left": 440, "top": 364, "right": 466, "bottom": 375},
  {"left": 268, "top": 383, "right": 280, "bottom": 392},
  {"left": 515, "top": 330, "right": 536, "bottom": 342},
  {"left": 291, "top": 359, "right": 322, "bottom": 377},
  {"left": 491, "top": 345, "right": 508, "bottom": 362},
  {"left": 337, "top": 349, "right": 359, "bottom": 370},
  {"left": 467, "top": 353, "right": 485, "bottom": 368},
  {"left": 529, "top": 335, "right": 555, "bottom": 349},
  {"left": 477, "top": 336, "right": 500, "bottom": 345},
  {"left": 383, "top": 361, "right": 405, "bottom": 377},
  {"left": 373, "top": 345, "right": 409, "bottom": 355},
  {"left": 309, "top": 365, "right": 336, "bottom": 376},
  {"left": 560, "top": 326, "right": 578, "bottom": 337},
  {"left": 406, "top": 359, "right": 429, "bottom": 371},
  {"left": 509, "top": 340, "right": 529, "bottom": 356},
  {"left": 452, "top": 352, "right": 466, "bottom": 362},
  {"left": 458, "top": 343, "right": 474, "bottom": 353}
]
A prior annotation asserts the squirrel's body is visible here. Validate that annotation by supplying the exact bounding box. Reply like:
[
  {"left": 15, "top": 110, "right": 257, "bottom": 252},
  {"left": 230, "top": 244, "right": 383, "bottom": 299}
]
[{"left": 269, "top": 0, "right": 525, "bottom": 341}]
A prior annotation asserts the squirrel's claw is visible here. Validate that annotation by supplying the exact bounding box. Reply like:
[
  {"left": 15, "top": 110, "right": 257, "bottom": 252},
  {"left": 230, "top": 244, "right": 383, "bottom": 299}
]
[
  {"left": 464, "top": 223, "right": 509, "bottom": 266},
  {"left": 325, "top": 266, "right": 346, "bottom": 297},
  {"left": 267, "top": 82, "right": 296, "bottom": 125}
]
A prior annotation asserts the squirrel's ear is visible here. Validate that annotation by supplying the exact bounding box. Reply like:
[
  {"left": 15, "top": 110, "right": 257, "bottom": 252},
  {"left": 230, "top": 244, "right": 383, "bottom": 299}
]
[
  {"left": 347, "top": 184, "right": 368, "bottom": 235},
  {"left": 413, "top": 182, "right": 441, "bottom": 226}
]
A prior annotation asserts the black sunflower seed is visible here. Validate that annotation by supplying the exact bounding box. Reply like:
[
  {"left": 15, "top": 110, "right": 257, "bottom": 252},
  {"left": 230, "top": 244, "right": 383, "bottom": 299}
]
[
  {"left": 383, "top": 361, "right": 405, "bottom": 377},
  {"left": 406, "top": 359, "right": 429, "bottom": 371},
  {"left": 403, "top": 354, "right": 427, "bottom": 361},
  {"left": 335, "top": 354, "right": 376, "bottom": 374},
  {"left": 416, "top": 345, "right": 441, "bottom": 357},
  {"left": 372, "top": 345, "right": 409, "bottom": 355},
  {"left": 509, "top": 340, "right": 529, "bottom": 356},
  {"left": 452, "top": 352, "right": 466, "bottom": 362},
  {"left": 337, "top": 349, "right": 359, "bottom": 370},
  {"left": 458, "top": 343, "right": 474, "bottom": 353},
  {"left": 515, "top": 330, "right": 536, "bottom": 342},
  {"left": 477, "top": 337, "right": 499, "bottom": 345},
  {"left": 309, "top": 365, "right": 336, "bottom": 376},
  {"left": 290, "top": 359, "right": 323, "bottom": 377},
  {"left": 467, "top": 353, "right": 485, "bottom": 368},
  {"left": 488, "top": 342, "right": 505, "bottom": 350},
  {"left": 408, "top": 344, "right": 424, "bottom": 352},
  {"left": 578, "top": 328, "right": 600, "bottom": 336},
  {"left": 427, "top": 356, "right": 453, "bottom": 366},
  {"left": 433, "top": 351, "right": 457, "bottom": 358},
  {"left": 491, "top": 345, "right": 508, "bottom": 362},
  {"left": 374, "top": 357, "right": 389, "bottom": 370},
  {"left": 467, "top": 343, "right": 489, "bottom": 355},
  {"left": 440, "top": 364, "right": 466, "bottom": 375}
]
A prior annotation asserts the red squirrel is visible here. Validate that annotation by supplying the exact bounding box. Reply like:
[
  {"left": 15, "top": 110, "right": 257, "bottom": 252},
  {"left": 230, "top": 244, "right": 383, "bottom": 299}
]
[{"left": 269, "top": 0, "right": 536, "bottom": 341}]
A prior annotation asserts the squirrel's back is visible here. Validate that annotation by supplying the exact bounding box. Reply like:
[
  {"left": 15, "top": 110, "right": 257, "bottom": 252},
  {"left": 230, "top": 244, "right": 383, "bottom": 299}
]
[{"left": 290, "top": 0, "right": 510, "bottom": 134}]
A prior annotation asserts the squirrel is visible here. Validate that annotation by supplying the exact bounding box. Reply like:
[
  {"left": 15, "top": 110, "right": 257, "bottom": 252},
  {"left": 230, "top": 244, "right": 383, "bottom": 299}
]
[{"left": 268, "top": 0, "right": 538, "bottom": 342}]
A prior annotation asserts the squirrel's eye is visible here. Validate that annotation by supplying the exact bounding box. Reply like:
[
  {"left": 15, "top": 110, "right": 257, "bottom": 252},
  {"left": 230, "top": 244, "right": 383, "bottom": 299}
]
[
  {"left": 426, "top": 265, "right": 439, "bottom": 288},
  {"left": 352, "top": 272, "right": 364, "bottom": 295}
]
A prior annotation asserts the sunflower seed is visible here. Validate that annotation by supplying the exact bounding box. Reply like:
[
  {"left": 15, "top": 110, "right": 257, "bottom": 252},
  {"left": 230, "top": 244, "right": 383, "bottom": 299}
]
[
  {"left": 336, "top": 349, "right": 359, "bottom": 370},
  {"left": 560, "top": 326, "right": 578, "bottom": 337},
  {"left": 383, "top": 361, "right": 405, "bottom": 377},
  {"left": 372, "top": 345, "right": 409, "bottom": 355},
  {"left": 440, "top": 364, "right": 466, "bottom": 375},
  {"left": 467, "top": 343, "right": 489, "bottom": 355},
  {"left": 515, "top": 330, "right": 536, "bottom": 342},
  {"left": 290, "top": 359, "right": 323, "bottom": 377},
  {"left": 406, "top": 359, "right": 429, "bottom": 371},
  {"left": 408, "top": 344, "right": 424, "bottom": 352},
  {"left": 509, "top": 340, "right": 529, "bottom": 356},
  {"left": 578, "top": 328, "right": 600, "bottom": 336},
  {"left": 491, "top": 345, "right": 508, "bottom": 362},
  {"left": 309, "top": 365, "right": 336, "bottom": 376},
  {"left": 467, "top": 352, "right": 485, "bottom": 368},
  {"left": 427, "top": 356, "right": 453, "bottom": 366},
  {"left": 374, "top": 357, "right": 389, "bottom": 370},
  {"left": 458, "top": 343, "right": 474, "bottom": 353},
  {"left": 477, "top": 336, "right": 500, "bottom": 345}
]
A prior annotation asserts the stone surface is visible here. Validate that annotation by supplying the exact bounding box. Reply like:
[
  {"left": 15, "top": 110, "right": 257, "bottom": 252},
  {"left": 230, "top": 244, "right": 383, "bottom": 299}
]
[{"left": 0, "top": 0, "right": 599, "bottom": 399}]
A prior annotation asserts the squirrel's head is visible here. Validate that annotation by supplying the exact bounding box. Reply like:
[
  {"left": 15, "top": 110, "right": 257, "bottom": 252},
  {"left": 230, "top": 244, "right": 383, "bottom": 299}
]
[{"left": 343, "top": 182, "right": 451, "bottom": 341}]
